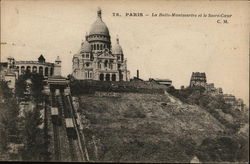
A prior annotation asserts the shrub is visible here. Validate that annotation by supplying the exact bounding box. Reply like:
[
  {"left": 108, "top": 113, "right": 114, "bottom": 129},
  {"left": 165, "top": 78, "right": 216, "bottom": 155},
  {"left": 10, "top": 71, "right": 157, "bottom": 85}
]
[{"left": 123, "top": 108, "right": 146, "bottom": 118}]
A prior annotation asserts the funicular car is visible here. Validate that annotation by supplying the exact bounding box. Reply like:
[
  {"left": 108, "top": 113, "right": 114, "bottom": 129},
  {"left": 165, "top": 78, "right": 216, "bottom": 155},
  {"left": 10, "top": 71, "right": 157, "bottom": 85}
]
[
  {"left": 65, "top": 118, "right": 77, "bottom": 139},
  {"left": 51, "top": 107, "right": 61, "bottom": 125}
]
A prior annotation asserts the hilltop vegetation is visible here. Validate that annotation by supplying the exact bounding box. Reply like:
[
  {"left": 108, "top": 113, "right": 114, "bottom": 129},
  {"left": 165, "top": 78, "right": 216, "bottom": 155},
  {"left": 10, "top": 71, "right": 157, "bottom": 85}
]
[
  {"left": 167, "top": 86, "right": 249, "bottom": 134},
  {"left": 72, "top": 80, "right": 249, "bottom": 163},
  {"left": 70, "top": 79, "right": 166, "bottom": 95}
]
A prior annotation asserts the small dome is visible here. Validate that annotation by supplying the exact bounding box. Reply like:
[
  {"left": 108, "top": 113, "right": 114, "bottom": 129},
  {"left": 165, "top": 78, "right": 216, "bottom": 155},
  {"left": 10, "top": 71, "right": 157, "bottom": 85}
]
[
  {"left": 89, "top": 8, "right": 110, "bottom": 36},
  {"left": 80, "top": 40, "right": 91, "bottom": 53},
  {"left": 112, "top": 38, "right": 123, "bottom": 54}
]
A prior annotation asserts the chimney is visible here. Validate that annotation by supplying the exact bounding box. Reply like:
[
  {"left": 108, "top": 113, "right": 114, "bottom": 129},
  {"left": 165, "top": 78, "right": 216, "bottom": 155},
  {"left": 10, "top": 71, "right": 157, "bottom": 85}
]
[{"left": 137, "top": 70, "right": 139, "bottom": 78}]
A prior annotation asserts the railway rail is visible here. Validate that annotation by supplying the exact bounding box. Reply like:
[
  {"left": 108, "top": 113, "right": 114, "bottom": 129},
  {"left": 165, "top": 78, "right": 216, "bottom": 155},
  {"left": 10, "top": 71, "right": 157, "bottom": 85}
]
[
  {"left": 50, "top": 92, "right": 61, "bottom": 160},
  {"left": 49, "top": 88, "right": 87, "bottom": 162}
]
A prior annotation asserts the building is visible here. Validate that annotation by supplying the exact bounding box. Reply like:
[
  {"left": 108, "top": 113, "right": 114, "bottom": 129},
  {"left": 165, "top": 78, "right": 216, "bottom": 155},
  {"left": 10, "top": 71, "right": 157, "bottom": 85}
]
[
  {"left": 0, "top": 62, "right": 8, "bottom": 80},
  {"left": 48, "top": 56, "right": 69, "bottom": 91},
  {"left": 149, "top": 78, "right": 172, "bottom": 87},
  {"left": 189, "top": 72, "right": 223, "bottom": 96},
  {"left": 15, "top": 55, "right": 54, "bottom": 78},
  {"left": 190, "top": 72, "right": 207, "bottom": 87},
  {"left": 1, "top": 55, "right": 54, "bottom": 78},
  {"left": 223, "top": 94, "right": 245, "bottom": 111},
  {"left": 0, "top": 57, "right": 18, "bottom": 91},
  {"left": 72, "top": 8, "right": 130, "bottom": 81},
  {"left": 0, "top": 55, "right": 56, "bottom": 92},
  {"left": 235, "top": 98, "right": 244, "bottom": 111},
  {"left": 131, "top": 70, "right": 144, "bottom": 81},
  {"left": 205, "top": 83, "right": 223, "bottom": 96},
  {"left": 223, "top": 94, "right": 236, "bottom": 105}
]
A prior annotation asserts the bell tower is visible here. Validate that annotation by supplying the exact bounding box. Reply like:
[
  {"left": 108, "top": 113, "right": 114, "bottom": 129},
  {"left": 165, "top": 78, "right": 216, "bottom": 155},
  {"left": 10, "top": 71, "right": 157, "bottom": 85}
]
[{"left": 53, "top": 56, "right": 61, "bottom": 76}]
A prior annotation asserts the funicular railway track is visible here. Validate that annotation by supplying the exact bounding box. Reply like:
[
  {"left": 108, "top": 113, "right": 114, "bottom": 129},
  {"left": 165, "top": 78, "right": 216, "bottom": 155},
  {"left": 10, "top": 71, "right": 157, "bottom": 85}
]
[
  {"left": 64, "top": 94, "right": 86, "bottom": 161},
  {"left": 59, "top": 92, "right": 78, "bottom": 161},
  {"left": 50, "top": 87, "right": 86, "bottom": 162},
  {"left": 50, "top": 92, "right": 61, "bottom": 161}
]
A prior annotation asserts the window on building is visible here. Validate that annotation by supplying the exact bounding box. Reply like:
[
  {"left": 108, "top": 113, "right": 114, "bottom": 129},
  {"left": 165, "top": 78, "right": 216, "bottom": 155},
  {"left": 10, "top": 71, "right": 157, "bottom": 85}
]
[
  {"left": 86, "top": 54, "right": 89, "bottom": 58},
  {"left": 100, "top": 44, "right": 103, "bottom": 50},
  {"left": 21, "top": 66, "right": 25, "bottom": 73},
  {"left": 39, "top": 67, "right": 43, "bottom": 74},
  {"left": 32, "top": 66, "right": 37, "bottom": 73},
  {"left": 85, "top": 72, "right": 88, "bottom": 78},
  {"left": 94, "top": 44, "right": 96, "bottom": 50},
  {"left": 45, "top": 67, "right": 49, "bottom": 76},
  {"left": 97, "top": 44, "right": 99, "bottom": 50},
  {"left": 27, "top": 66, "right": 31, "bottom": 73},
  {"left": 50, "top": 68, "right": 53, "bottom": 76},
  {"left": 99, "top": 74, "right": 104, "bottom": 81},
  {"left": 104, "top": 60, "right": 108, "bottom": 67}
]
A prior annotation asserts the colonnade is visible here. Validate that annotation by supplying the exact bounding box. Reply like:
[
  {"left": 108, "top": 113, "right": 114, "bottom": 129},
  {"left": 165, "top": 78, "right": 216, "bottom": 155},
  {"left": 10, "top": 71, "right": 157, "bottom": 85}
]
[{"left": 16, "top": 65, "right": 53, "bottom": 77}]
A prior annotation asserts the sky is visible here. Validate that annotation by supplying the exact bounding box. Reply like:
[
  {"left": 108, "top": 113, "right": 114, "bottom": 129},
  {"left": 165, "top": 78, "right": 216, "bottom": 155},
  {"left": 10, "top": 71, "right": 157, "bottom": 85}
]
[{"left": 1, "top": 0, "right": 249, "bottom": 105}]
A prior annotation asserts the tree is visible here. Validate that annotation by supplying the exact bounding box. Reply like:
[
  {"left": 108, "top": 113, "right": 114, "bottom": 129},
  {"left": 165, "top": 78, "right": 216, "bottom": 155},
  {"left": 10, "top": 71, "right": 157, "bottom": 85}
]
[
  {"left": 0, "top": 80, "right": 13, "bottom": 99},
  {"left": 0, "top": 80, "right": 21, "bottom": 158},
  {"left": 197, "top": 136, "right": 249, "bottom": 162},
  {"left": 30, "top": 73, "right": 45, "bottom": 103},
  {"left": 15, "top": 72, "right": 45, "bottom": 103},
  {"left": 20, "top": 108, "right": 45, "bottom": 161}
]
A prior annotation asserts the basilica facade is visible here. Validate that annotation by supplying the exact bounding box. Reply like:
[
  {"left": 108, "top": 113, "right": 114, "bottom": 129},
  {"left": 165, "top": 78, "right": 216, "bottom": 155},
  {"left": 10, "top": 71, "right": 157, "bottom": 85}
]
[{"left": 72, "top": 8, "right": 130, "bottom": 81}]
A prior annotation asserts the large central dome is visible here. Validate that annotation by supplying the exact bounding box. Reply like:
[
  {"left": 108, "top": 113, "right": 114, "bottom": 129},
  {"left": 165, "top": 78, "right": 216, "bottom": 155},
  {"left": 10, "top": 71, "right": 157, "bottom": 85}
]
[{"left": 89, "top": 8, "right": 110, "bottom": 36}]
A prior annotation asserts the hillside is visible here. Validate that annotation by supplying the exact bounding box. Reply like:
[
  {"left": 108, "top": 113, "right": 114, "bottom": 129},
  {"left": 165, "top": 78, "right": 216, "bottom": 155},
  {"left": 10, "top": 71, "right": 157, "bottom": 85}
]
[{"left": 75, "top": 91, "right": 240, "bottom": 162}]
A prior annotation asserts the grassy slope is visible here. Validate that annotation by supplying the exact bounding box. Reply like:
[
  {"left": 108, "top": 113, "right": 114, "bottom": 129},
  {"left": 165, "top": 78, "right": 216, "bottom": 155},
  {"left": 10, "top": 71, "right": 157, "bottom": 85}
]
[{"left": 78, "top": 92, "right": 226, "bottom": 162}]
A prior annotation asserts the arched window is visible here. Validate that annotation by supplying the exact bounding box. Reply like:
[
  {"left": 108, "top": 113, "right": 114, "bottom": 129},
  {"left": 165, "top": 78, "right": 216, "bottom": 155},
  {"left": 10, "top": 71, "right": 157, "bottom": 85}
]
[
  {"left": 99, "top": 74, "right": 104, "bottom": 81},
  {"left": 97, "top": 44, "right": 99, "bottom": 50},
  {"left": 112, "top": 74, "right": 116, "bottom": 81},
  {"left": 94, "top": 44, "right": 96, "bottom": 50},
  {"left": 50, "top": 68, "right": 53, "bottom": 76},
  {"left": 21, "top": 66, "right": 25, "bottom": 73},
  {"left": 119, "top": 70, "right": 123, "bottom": 81},
  {"left": 104, "top": 60, "right": 108, "bottom": 67},
  {"left": 85, "top": 71, "right": 88, "bottom": 78},
  {"left": 39, "top": 66, "right": 43, "bottom": 75},
  {"left": 32, "top": 66, "right": 37, "bottom": 73},
  {"left": 45, "top": 67, "right": 49, "bottom": 76},
  {"left": 105, "top": 74, "right": 110, "bottom": 81},
  {"left": 27, "top": 66, "right": 31, "bottom": 73}
]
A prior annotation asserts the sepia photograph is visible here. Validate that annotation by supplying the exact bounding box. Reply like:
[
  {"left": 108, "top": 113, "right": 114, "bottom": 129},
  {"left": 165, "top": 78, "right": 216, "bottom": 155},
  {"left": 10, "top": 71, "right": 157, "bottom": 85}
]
[{"left": 0, "top": 0, "right": 249, "bottom": 163}]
